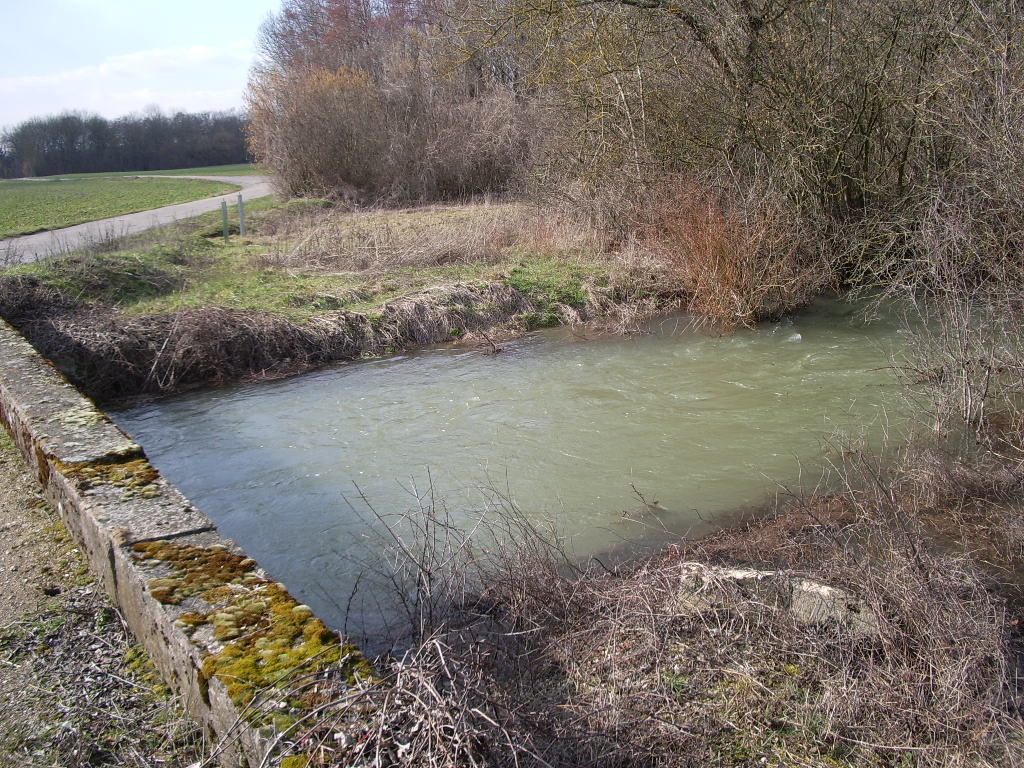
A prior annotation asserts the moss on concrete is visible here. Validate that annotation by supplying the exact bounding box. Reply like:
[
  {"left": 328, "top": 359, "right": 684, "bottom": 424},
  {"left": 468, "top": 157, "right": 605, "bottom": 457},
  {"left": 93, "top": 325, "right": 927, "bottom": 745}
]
[
  {"left": 132, "top": 541, "right": 372, "bottom": 711},
  {"left": 132, "top": 542, "right": 259, "bottom": 605},
  {"left": 57, "top": 456, "right": 161, "bottom": 499}
]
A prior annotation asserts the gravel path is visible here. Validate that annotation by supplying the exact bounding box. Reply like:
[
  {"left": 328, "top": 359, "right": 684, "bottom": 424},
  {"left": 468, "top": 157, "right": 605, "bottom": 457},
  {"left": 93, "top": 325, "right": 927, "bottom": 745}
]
[
  {"left": 0, "top": 434, "right": 205, "bottom": 766},
  {"left": 0, "top": 174, "right": 273, "bottom": 264}
]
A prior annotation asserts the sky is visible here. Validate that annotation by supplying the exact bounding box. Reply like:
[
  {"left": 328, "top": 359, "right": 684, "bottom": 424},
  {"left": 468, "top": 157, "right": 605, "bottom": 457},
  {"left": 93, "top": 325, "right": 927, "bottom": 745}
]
[{"left": 0, "top": 0, "right": 283, "bottom": 128}]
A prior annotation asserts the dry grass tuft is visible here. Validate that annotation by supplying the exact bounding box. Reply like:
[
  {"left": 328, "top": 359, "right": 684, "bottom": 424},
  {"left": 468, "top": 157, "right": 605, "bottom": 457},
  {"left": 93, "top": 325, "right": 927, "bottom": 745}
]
[{"left": 250, "top": 202, "right": 607, "bottom": 275}]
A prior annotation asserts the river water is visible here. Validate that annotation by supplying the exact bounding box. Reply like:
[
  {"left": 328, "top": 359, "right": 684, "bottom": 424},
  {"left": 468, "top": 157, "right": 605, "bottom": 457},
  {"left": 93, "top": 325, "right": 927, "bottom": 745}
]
[{"left": 111, "top": 299, "right": 907, "bottom": 636}]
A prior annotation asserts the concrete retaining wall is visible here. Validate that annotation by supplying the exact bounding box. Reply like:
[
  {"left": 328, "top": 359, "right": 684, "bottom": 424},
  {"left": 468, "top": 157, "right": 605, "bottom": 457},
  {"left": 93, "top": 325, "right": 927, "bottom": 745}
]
[{"left": 0, "top": 319, "right": 363, "bottom": 766}]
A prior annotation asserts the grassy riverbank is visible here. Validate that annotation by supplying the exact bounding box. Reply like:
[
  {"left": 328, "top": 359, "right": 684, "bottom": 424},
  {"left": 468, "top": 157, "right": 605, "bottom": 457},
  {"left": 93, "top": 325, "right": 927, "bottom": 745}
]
[
  {"left": 0, "top": 176, "right": 240, "bottom": 239},
  {"left": 0, "top": 199, "right": 696, "bottom": 403}
]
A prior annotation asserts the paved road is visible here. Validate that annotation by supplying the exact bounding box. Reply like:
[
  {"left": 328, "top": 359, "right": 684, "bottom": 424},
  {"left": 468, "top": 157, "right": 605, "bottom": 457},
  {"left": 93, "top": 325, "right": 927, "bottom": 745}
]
[{"left": 0, "top": 175, "right": 274, "bottom": 264}]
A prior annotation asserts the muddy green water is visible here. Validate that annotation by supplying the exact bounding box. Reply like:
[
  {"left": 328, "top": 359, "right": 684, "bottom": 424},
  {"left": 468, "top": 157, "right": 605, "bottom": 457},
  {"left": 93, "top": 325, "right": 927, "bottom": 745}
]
[{"left": 112, "top": 299, "right": 907, "bottom": 637}]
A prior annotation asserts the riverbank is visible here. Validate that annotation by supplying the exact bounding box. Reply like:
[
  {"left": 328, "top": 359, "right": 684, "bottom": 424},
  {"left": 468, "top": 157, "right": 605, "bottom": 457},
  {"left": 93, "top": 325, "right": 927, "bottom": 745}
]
[
  {"left": 1, "top": 417, "right": 1020, "bottom": 767},
  {"left": 0, "top": 197, "right": 823, "bottom": 405},
  {"left": 247, "top": 437, "right": 1024, "bottom": 767},
  {"left": 1, "top": 367, "right": 1022, "bottom": 766},
  {"left": 0, "top": 431, "right": 204, "bottom": 767}
]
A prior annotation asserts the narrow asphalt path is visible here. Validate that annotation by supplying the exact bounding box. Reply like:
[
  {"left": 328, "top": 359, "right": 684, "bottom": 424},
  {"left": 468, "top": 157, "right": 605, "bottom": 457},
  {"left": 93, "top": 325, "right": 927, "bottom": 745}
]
[{"left": 0, "top": 174, "right": 273, "bottom": 264}]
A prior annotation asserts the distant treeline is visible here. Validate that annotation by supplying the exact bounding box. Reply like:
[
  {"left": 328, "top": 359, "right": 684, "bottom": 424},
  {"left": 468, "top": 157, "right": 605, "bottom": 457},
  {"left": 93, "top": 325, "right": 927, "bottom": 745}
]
[{"left": 0, "top": 109, "right": 249, "bottom": 178}]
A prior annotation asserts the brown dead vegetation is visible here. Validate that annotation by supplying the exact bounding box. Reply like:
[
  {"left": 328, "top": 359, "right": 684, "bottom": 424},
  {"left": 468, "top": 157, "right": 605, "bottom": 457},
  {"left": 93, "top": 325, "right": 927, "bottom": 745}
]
[
  {"left": 640, "top": 175, "right": 827, "bottom": 329},
  {"left": 0, "top": 281, "right": 542, "bottom": 403},
  {"left": 250, "top": 203, "right": 597, "bottom": 273},
  {"left": 255, "top": 443, "right": 1024, "bottom": 767}
]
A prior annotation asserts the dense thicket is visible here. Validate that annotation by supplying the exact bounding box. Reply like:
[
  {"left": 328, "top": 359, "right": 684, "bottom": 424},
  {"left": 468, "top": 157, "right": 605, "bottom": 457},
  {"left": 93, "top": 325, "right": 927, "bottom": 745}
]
[
  {"left": 247, "top": 0, "right": 533, "bottom": 200},
  {"left": 248, "top": 0, "right": 1022, "bottom": 282},
  {"left": 0, "top": 109, "right": 249, "bottom": 178}
]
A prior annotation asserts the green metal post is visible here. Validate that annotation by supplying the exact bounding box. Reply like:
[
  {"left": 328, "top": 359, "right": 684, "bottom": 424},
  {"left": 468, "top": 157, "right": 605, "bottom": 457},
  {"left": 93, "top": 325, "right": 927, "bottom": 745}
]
[{"left": 221, "top": 201, "right": 229, "bottom": 243}]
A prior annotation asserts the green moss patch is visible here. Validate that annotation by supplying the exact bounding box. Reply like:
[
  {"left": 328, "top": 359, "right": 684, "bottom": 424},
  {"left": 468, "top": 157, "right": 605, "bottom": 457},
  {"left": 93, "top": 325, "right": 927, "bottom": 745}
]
[
  {"left": 132, "top": 542, "right": 259, "bottom": 605},
  {"left": 132, "top": 541, "right": 372, "bottom": 710},
  {"left": 202, "top": 582, "right": 368, "bottom": 709},
  {"left": 57, "top": 456, "right": 160, "bottom": 499}
]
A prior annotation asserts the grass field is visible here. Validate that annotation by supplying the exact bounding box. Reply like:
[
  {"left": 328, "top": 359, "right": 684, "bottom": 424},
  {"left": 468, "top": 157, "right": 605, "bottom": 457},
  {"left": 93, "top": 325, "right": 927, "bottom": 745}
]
[
  {"left": 0, "top": 176, "right": 240, "bottom": 239},
  {"left": 42, "top": 163, "right": 264, "bottom": 179},
  {"left": 6, "top": 200, "right": 607, "bottom": 322}
]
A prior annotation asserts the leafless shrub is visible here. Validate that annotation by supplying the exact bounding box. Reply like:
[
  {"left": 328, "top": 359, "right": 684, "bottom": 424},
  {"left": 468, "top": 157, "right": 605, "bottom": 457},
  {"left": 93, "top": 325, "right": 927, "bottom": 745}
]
[
  {"left": 249, "top": 636, "right": 547, "bottom": 768},
  {"left": 636, "top": 174, "right": 828, "bottom": 329},
  {"left": 820, "top": 4, "right": 1024, "bottom": 451},
  {"left": 248, "top": 42, "right": 533, "bottom": 203},
  {"left": 875, "top": 188, "right": 1024, "bottom": 450},
  {"left": 898, "top": 294, "right": 1024, "bottom": 445}
]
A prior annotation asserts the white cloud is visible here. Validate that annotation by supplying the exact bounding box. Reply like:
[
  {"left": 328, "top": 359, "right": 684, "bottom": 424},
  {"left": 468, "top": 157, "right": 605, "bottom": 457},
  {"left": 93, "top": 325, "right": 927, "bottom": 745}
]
[{"left": 0, "top": 41, "right": 256, "bottom": 126}]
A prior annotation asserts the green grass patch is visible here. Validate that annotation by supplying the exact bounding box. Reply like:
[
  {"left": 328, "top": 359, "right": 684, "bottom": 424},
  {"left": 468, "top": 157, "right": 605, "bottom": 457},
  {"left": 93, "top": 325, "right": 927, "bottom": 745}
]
[
  {"left": 42, "top": 163, "right": 265, "bottom": 178},
  {"left": 122, "top": 248, "right": 517, "bottom": 322},
  {"left": 5, "top": 200, "right": 611, "bottom": 327},
  {"left": 0, "top": 177, "right": 240, "bottom": 239},
  {"left": 505, "top": 257, "right": 605, "bottom": 327}
]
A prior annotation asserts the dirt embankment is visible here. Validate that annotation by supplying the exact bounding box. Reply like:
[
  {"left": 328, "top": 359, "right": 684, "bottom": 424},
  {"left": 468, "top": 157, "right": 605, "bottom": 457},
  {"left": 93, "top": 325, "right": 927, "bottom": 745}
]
[
  {"left": 0, "top": 196, "right": 826, "bottom": 406},
  {"left": 1, "top": 278, "right": 579, "bottom": 404},
  {"left": 0, "top": 260, "right": 798, "bottom": 407}
]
